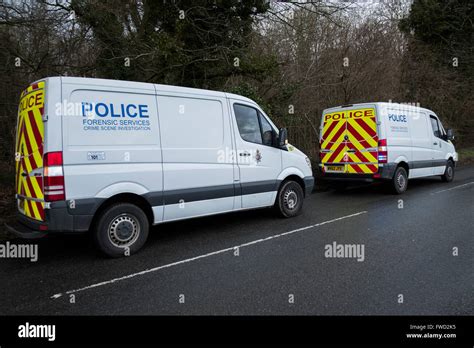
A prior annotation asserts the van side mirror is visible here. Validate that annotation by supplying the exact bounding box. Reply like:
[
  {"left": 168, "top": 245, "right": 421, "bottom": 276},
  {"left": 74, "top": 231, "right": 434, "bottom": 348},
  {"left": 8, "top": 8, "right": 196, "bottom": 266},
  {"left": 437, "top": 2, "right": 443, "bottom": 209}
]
[
  {"left": 278, "top": 128, "right": 288, "bottom": 147},
  {"left": 447, "top": 128, "right": 454, "bottom": 141}
]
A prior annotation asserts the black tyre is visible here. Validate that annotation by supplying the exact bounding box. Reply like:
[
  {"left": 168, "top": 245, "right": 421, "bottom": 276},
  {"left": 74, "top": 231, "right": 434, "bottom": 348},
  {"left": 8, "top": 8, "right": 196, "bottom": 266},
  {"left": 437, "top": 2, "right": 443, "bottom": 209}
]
[
  {"left": 275, "top": 180, "right": 304, "bottom": 218},
  {"left": 441, "top": 160, "right": 455, "bottom": 182},
  {"left": 93, "top": 203, "right": 149, "bottom": 258},
  {"left": 391, "top": 166, "right": 408, "bottom": 194}
]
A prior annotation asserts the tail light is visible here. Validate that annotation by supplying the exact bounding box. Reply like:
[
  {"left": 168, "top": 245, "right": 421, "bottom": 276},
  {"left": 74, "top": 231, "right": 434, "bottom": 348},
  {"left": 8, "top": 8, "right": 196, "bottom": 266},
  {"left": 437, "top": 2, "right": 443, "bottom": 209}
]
[
  {"left": 378, "top": 139, "right": 388, "bottom": 163},
  {"left": 43, "top": 151, "right": 65, "bottom": 201}
]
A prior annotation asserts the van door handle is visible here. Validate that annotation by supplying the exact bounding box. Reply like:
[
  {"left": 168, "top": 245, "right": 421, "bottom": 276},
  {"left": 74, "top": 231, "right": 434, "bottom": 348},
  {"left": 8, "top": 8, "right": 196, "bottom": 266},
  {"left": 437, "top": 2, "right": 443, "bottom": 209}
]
[
  {"left": 433, "top": 142, "right": 438, "bottom": 145},
  {"left": 239, "top": 152, "right": 251, "bottom": 157}
]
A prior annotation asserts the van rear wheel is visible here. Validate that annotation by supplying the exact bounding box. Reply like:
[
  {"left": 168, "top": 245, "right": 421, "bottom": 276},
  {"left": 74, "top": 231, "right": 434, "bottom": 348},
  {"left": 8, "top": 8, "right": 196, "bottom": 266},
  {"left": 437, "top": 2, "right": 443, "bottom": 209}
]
[
  {"left": 391, "top": 166, "right": 408, "bottom": 194},
  {"left": 275, "top": 180, "right": 304, "bottom": 218},
  {"left": 93, "top": 203, "right": 149, "bottom": 258},
  {"left": 441, "top": 160, "right": 454, "bottom": 182}
]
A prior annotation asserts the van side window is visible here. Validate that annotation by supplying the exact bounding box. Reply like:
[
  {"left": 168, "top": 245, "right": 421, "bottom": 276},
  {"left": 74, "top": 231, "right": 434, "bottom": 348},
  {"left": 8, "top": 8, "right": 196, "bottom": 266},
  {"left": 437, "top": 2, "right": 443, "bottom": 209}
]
[
  {"left": 259, "top": 112, "right": 273, "bottom": 146},
  {"left": 430, "top": 115, "right": 441, "bottom": 139},
  {"left": 234, "top": 104, "right": 262, "bottom": 144}
]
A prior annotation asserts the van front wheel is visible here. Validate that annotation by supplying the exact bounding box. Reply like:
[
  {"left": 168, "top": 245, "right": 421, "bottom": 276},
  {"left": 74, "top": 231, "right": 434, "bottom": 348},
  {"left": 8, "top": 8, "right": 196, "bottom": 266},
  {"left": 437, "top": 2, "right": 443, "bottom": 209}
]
[
  {"left": 93, "top": 203, "right": 149, "bottom": 258},
  {"left": 441, "top": 160, "right": 454, "bottom": 182},
  {"left": 275, "top": 180, "right": 304, "bottom": 218},
  {"left": 391, "top": 166, "right": 408, "bottom": 194}
]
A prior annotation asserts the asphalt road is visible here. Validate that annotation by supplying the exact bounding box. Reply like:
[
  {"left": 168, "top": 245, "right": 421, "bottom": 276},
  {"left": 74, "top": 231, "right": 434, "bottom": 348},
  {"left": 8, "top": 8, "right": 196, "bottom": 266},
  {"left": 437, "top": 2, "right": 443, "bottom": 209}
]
[{"left": 1, "top": 166, "right": 473, "bottom": 315}]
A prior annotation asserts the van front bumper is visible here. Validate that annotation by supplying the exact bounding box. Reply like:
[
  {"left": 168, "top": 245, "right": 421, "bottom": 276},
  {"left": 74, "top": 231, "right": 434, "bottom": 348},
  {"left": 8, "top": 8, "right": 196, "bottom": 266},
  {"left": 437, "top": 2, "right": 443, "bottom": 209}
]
[{"left": 304, "top": 176, "right": 315, "bottom": 195}]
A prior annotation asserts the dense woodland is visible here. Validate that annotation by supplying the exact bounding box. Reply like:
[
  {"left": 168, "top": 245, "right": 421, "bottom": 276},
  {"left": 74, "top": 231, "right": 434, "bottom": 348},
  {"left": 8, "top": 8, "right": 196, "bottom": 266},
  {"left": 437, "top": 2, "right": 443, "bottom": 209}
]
[{"left": 0, "top": 0, "right": 473, "bottom": 169}]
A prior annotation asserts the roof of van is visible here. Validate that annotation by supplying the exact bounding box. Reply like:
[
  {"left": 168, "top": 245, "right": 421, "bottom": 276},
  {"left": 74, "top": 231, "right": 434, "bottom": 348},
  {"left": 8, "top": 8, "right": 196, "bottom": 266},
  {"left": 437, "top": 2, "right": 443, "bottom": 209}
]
[
  {"left": 323, "top": 102, "right": 435, "bottom": 114},
  {"left": 47, "top": 76, "right": 256, "bottom": 104}
]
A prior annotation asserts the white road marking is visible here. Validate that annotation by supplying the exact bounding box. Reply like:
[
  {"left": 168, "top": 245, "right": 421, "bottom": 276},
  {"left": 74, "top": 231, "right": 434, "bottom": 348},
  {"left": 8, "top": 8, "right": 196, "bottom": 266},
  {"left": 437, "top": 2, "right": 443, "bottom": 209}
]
[
  {"left": 431, "top": 182, "right": 474, "bottom": 195},
  {"left": 50, "top": 211, "right": 367, "bottom": 299}
]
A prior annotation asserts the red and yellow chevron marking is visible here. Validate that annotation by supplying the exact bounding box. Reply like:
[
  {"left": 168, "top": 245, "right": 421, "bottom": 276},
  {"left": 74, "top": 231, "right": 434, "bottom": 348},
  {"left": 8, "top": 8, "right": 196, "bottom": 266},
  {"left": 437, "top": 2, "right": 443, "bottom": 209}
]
[
  {"left": 321, "top": 108, "right": 378, "bottom": 174},
  {"left": 15, "top": 81, "right": 45, "bottom": 221}
]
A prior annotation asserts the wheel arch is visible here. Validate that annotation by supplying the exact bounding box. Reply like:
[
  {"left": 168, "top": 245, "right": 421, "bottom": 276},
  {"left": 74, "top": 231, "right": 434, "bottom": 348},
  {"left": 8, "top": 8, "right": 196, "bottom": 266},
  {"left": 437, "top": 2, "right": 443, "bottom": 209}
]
[
  {"left": 90, "top": 193, "right": 154, "bottom": 232},
  {"left": 280, "top": 174, "right": 305, "bottom": 194},
  {"left": 396, "top": 160, "right": 409, "bottom": 177},
  {"left": 277, "top": 167, "right": 306, "bottom": 192},
  {"left": 447, "top": 156, "right": 455, "bottom": 166}
]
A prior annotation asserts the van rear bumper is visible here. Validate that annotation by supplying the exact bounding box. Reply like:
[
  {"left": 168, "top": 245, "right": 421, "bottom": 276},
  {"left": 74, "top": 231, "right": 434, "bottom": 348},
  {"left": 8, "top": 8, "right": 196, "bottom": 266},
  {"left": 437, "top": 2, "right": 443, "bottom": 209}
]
[
  {"left": 7, "top": 201, "right": 93, "bottom": 239},
  {"left": 320, "top": 163, "right": 397, "bottom": 181},
  {"left": 5, "top": 221, "right": 48, "bottom": 239}
]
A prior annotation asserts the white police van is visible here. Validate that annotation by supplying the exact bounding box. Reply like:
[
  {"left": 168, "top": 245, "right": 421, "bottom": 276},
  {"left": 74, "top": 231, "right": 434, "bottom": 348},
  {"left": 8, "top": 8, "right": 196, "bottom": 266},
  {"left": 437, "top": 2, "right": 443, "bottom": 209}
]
[
  {"left": 319, "top": 102, "right": 458, "bottom": 193},
  {"left": 7, "top": 77, "right": 314, "bottom": 257}
]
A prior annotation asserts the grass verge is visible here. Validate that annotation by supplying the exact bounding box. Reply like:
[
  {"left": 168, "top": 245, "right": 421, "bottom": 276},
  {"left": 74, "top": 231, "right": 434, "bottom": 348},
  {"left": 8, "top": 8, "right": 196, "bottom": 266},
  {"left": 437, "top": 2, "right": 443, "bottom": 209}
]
[{"left": 457, "top": 147, "right": 474, "bottom": 166}]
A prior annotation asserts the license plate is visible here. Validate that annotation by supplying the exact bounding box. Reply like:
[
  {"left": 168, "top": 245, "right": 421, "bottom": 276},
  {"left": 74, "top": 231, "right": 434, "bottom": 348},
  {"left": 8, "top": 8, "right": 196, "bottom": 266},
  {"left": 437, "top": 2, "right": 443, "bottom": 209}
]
[{"left": 325, "top": 165, "right": 344, "bottom": 172}]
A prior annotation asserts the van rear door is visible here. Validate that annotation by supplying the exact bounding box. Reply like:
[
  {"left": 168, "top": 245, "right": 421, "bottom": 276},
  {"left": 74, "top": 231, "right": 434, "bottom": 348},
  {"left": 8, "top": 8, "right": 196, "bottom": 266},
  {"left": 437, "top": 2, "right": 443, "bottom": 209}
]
[
  {"left": 15, "top": 81, "right": 45, "bottom": 221},
  {"left": 320, "top": 106, "right": 378, "bottom": 174}
]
